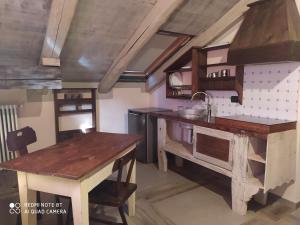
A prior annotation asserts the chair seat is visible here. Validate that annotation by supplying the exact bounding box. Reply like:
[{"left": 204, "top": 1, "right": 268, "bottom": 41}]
[{"left": 89, "top": 180, "right": 137, "bottom": 207}]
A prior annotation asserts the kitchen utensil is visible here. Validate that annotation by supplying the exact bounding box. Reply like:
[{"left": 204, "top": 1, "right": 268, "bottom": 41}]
[
  {"left": 211, "top": 72, "right": 218, "bottom": 78},
  {"left": 169, "top": 72, "right": 183, "bottom": 87},
  {"left": 220, "top": 69, "right": 230, "bottom": 77}
]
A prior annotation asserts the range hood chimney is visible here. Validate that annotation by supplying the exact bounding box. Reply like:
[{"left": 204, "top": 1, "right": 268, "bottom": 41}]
[{"left": 227, "top": 0, "right": 300, "bottom": 65}]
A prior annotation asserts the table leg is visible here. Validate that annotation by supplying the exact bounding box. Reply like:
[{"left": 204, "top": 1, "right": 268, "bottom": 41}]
[
  {"left": 17, "top": 172, "right": 37, "bottom": 225},
  {"left": 71, "top": 185, "right": 89, "bottom": 225},
  {"left": 127, "top": 160, "right": 136, "bottom": 216}
]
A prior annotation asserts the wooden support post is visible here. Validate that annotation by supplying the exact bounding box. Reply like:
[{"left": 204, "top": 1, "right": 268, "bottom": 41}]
[
  {"left": 231, "top": 134, "right": 255, "bottom": 215},
  {"left": 157, "top": 118, "right": 168, "bottom": 172}
]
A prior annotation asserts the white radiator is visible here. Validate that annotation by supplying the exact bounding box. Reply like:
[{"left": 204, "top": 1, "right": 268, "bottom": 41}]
[{"left": 0, "top": 105, "right": 18, "bottom": 163}]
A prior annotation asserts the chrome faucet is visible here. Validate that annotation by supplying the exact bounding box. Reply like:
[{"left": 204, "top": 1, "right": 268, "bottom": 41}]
[{"left": 191, "top": 91, "right": 212, "bottom": 122}]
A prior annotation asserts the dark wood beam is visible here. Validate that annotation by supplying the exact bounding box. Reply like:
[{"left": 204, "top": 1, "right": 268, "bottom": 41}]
[
  {"left": 157, "top": 30, "right": 195, "bottom": 37},
  {"left": 145, "top": 35, "right": 191, "bottom": 77},
  {"left": 97, "top": 0, "right": 184, "bottom": 93},
  {"left": 118, "top": 75, "right": 146, "bottom": 83},
  {"left": 123, "top": 70, "right": 145, "bottom": 75},
  {"left": 0, "top": 66, "right": 62, "bottom": 89}
]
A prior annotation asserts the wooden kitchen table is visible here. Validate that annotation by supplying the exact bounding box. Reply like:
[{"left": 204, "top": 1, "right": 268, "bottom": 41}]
[{"left": 0, "top": 132, "right": 142, "bottom": 225}]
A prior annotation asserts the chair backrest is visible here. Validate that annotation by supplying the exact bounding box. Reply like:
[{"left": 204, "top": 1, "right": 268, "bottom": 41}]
[
  {"left": 6, "top": 126, "right": 37, "bottom": 157},
  {"left": 112, "top": 149, "right": 136, "bottom": 194}
]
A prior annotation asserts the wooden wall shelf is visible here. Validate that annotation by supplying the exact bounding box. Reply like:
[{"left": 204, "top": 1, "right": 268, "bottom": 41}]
[
  {"left": 166, "top": 68, "right": 192, "bottom": 73},
  {"left": 202, "top": 62, "right": 229, "bottom": 68},
  {"left": 57, "top": 98, "right": 93, "bottom": 106},
  {"left": 199, "top": 78, "right": 235, "bottom": 91},
  {"left": 58, "top": 109, "right": 93, "bottom": 116},
  {"left": 201, "top": 44, "right": 230, "bottom": 52},
  {"left": 169, "top": 85, "right": 192, "bottom": 90},
  {"left": 164, "top": 44, "right": 244, "bottom": 104},
  {"left": 53, "top": 88, "right": 97, "bottom": 143},
  {"left": 167, "top": 95, "right": 192, "bottom": 99}
]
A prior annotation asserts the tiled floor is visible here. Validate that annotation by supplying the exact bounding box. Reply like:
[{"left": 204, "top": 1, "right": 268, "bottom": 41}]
[{"left": 1, "top": 162, "right": 300, "bottom": 225}]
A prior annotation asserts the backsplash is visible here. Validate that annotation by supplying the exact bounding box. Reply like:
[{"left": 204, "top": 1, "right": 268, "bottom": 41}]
[{"left": 150, "top": 62, "right": 300, "bottom": 121}]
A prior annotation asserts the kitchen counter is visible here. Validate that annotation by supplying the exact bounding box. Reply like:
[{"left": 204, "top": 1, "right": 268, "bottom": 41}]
[
  {"left": 155, "top": 112, "right": 297, "bottom": 215},
  {"left": 151, "top": 111, "right": 296, "bottom": 137}
]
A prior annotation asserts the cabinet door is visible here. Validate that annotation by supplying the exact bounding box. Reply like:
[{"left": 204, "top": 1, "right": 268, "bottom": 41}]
[{"left": 193, "top": 126, "right": 234, "bottom": 170}]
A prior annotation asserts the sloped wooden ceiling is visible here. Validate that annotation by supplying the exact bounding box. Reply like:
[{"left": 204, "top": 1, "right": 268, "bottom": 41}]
[
  {"left": 0, "top": 0, "right": 241, "bottom": 86},
  {"left": 161, "top": 0, "right": 240, "bottom": 35},
  {"left": 60, "top": 0, "right": 156, "bottom": 82},
  {"left": 127, "top": 34, "right": 177, "bottom": 71},
  {"left": 0, "top": 0, "right": 51, "bottom": 67}
]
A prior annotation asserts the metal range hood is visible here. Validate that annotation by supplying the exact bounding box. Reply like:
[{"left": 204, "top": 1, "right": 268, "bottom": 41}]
[{"left": 227, "top": 0, "right": 300, "bottom": 65}]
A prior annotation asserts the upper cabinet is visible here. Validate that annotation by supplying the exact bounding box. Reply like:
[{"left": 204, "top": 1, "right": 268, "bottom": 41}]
[{"left": 164, "top": 44, "right": 244, "bottom": 104}]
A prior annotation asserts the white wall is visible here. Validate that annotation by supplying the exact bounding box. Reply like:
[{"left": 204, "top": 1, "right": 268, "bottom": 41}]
[
  {"left": 18, "top": 90, "right": 56, "bottom": 152},
  {"left": 0, "top": 82, "right": 151, "bottom": 151},
  {"left": 0, "top": 89, "right": 56, "bottom": 152},
  {"left": 99, "top": 82, "right": 150, "bottom": 133}
]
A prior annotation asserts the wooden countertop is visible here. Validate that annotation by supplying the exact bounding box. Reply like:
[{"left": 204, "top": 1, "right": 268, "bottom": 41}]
[
  {"left": 151, "top": 111, "right": 296, "bottom": 137},
  {"left": 0, "top": 132, "right": 142, "bottom": 180}
]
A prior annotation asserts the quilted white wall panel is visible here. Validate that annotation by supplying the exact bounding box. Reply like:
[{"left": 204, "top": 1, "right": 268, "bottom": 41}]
[{"left": 208, "top": 62, "right": 300, "bottom": 120}]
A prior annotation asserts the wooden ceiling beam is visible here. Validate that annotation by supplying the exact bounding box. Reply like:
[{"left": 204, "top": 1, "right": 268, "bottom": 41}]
[
  {"left": 123, "top": 70, "right": 146, "bottom": 76},
  {"left": 146, "top": 0, "right": 251, "bottom": 91},
  {"left": 145, "top": 35, "right": 191, "bottom": 77},
  {"left": 40, "top": 0, "right": 78, "bottom": 67},
  {"left": 157, "top": 30, "right": 195, "bottom": 37},
  {"left": 97, "top": 0, "right": 184, "bottom": 93},
  {"left": 0, "top": 66, "right": 62, "bottom": 89}
]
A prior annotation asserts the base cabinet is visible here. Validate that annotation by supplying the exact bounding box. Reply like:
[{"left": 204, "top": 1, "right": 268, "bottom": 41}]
[{"left": 157, "top": 118, "right": 297, "bottom": 215}]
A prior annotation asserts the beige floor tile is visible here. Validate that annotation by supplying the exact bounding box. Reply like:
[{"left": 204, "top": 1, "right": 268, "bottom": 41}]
[
  {"left": 151, "top": 186, "right": 255, "bottom": 225},
  {"left": 241, "top": 218, "right": 274, "bottom": 225},
  {"left": 292, "top": 207, "right": 300, "bottom": 219},
  {"left": 2, "top": 162, "right": 298, "bottom": 225},
  {"left": 275, "top": 215, "right": 300, "bottom": 225},
  {"left": 259, "top": 202, "right": 295, "bottom": 221}
]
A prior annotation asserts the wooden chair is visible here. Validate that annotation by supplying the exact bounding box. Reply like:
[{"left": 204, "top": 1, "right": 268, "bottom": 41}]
[
  {"left": 6, "top": 126, "right": 39, "bottom": 225},
  {"left": 6, "top": 126, "right": 64, "bottom": 225},
  {"left": 6, "top": 126, "right": 37, "bottom": 157},
  {"left": 66, "top": 149, "right": 137, "bottom": 225},
  {"left": 66, "top": 150, "right": 137, "bottom": 225},
  {"left": 89, "top": 149, "right": 137, "bottom": 225}
]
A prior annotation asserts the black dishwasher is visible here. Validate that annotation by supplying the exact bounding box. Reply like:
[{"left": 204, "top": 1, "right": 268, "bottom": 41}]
[{"left": 128, "top": 108, "right": 171, "bottom": 163}]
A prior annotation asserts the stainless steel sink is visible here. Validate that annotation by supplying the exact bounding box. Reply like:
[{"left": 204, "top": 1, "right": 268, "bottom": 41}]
[{"left": 177, "top": 108, "right": 207, "bottom": 120}]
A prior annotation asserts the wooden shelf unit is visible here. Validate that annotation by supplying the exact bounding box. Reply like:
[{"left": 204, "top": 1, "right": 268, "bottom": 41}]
[
  {"left": 164, "top": 44, "right": 244, "bottom": 103},
  {"left": 199, "top": 77, "right": 235, "bottom": 90},
  {"left": 248, "top": 152, "right": 266, "bottom": 163},
  {"left": 165, "top": 47, "right": 203, "bottom": 100},
  {"left": 57, "top": 98, "right": 93, "bottom": 106},
  {"left": 247, "top": 136, "right": 267, "bottom": 189},
  {"left": 202, "top": 62, "right": 229, "bottom": 68},
  {"left": 198, "top": 45, "right": 244, "bottom": 104},
  {"left": 53, "top": 88, "right": 97, "bottom": 143}
]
